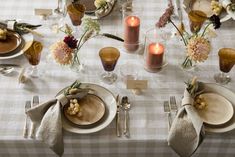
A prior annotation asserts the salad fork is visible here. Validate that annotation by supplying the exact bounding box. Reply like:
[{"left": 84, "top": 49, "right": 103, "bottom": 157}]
[
  {"left": 30, "top": 96, "right": 39, "bottom": 138},
  {"left": 163, "top": 101, "right": 172, "bottom": 132},
  {"left": 170, "top": 96, "right": 178, "bottom": 116}
]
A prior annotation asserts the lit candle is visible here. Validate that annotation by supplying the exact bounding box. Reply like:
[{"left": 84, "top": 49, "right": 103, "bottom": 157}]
[
  {"left": 124, "top": 15, "right": 140, "bottom": 52},
  {"left": 146, "top": 43, "right": 164, "bottom": 69}
]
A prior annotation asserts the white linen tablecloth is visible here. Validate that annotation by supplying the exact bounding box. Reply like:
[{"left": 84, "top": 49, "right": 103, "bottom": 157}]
[{"left": 0, "top": 0, "right": 235, "bottom": 156}]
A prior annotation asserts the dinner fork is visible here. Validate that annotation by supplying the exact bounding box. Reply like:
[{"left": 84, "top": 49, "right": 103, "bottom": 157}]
[
  {"left": 163, "top": 101, "right": 172, "bottom": 132},
  {"left": 170, "top": 96, "right": 178, "bottom": 117},
  {"left": 30, "top": 96, "right": 39, "bottom": 138},
  {"left": 23, "top": 101, "right": 31, "bottom": 138}
]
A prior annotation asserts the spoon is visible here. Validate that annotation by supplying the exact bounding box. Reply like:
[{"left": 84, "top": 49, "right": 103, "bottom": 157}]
[
  {"left": 121, "top": 96, "right": 131, "bottom": 137},
  {"left": 0, "top": 66, "right": 14, "bottom": 75}
]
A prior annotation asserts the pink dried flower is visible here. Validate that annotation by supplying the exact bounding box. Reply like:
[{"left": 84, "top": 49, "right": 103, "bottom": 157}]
[
  {"left": 63, "top": 36, "right": 78, "bottom": 49},
  {"left": 187, "top": 36, "right": 211, "bottom": 62},
  {"left": 50, "top": 41, "right": 74, "bottom": 65},
  {"left": 156, "top": 1, "right": 174, "bottom": 28}
]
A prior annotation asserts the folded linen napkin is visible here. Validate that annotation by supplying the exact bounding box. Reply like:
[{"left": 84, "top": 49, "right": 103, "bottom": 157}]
[
  {"left": 168, "top": 81, "right": 205, "bottom": 157},
  {"left": 26, "top": 81, "right": 88, "bottom": 156}
]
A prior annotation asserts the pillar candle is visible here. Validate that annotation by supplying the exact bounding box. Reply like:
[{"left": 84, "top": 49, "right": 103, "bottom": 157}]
[
  {"left": 146, "top": 43, "right": 164, "bottom": 68},
  {"left": 124, "top": 15, "right": 140, "bottom": 52}
]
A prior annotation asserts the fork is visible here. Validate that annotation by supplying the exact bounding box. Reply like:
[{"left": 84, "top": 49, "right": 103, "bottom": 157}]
[
  {"left": 170, "top": 96, "right": 178, "bottom": 117},
  {"left": 163, "top": 101, "right": 172, "bottom": 132},
  {"left": 30, "top": 96, "right": 39, "bottom": 138},
  {"left": 23, "top": 101, "right": 31, "bottom": 138}
]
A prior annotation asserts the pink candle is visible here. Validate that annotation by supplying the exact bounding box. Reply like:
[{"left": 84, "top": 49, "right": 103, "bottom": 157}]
[
  {"left": 124, "top": 16, "right": 140, "bottom": 52},
  {"left": 146, "top": 43, "right": 164, "bottom": 68}
]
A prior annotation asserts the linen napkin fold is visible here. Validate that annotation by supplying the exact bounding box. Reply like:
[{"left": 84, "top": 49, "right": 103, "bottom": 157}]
[
  {"left": 26, "top": 87, "right": 88, "bottom": 156},
  {"left": 168, "top": 83, "right": 205, "bottom": 157}
]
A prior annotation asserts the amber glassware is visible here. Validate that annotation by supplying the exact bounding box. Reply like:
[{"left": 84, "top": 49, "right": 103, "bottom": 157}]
[
  {"left": 67, "top": 2, "right": 85, "bottom": 26},
  {"left": 214, "top": 48, "right": 235, "bottom": 84},
  {"left": 188, "top": 10, "right": 207, "bottom": 33},
  {"left": 24, "top": 41, "right": 43, "bottom": 77},
  {"left": 99, "top": 47, "right": 120, "bottom": 84}
]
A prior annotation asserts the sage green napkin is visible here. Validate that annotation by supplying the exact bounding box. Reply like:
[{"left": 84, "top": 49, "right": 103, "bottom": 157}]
[
  {"left": 26, "top": 82, "right": 88, "bottom": 156},
  {"left": 168, "top": 85, "right": 205, "bottom": 157}
]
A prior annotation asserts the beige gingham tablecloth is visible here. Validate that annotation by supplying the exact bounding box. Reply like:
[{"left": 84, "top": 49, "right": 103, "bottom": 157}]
[{"left": 0, "top": 0, "right": 235, "bottom": 156}]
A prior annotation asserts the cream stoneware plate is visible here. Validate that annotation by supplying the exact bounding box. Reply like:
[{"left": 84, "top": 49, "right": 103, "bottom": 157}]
[
  {"left": 183, "top": 0, "right": 230, "bottom": 22},
  {"left": 0, "top": 30, "right": 22, "bottom": 54},
  {"left": 62, "top": 83, "right": 117, "bottom": 134},
  {"left": 201, "top": 83, "right": 235, "bottom": 133},
  {"left": 0, "top": 33, "right": 33, "bottom": 60},
  {"left": 63, "top": 94, "right": 106, "bottom": 126},
  {"left": 197, "top": 93, "right": 234, "bottom": 125}
]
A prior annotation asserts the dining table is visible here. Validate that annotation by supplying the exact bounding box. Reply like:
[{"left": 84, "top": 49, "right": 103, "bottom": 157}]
[{"left": 0, "top": 0, "right": 235, "bottom": 156}]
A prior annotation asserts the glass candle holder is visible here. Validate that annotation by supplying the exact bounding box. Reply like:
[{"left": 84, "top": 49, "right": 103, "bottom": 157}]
[{"left": 143, "top": 28, "right": 168, "bottom": 73}]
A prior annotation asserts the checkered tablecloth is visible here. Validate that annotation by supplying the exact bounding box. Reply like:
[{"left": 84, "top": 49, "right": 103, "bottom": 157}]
[{"left": 0, "top": 0, "right": 235, "bottom": 156}]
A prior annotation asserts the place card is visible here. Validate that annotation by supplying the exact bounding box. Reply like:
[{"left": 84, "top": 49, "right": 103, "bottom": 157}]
[
  {"left": 126, "top": 80, "right": 148, "bottom": 89},
  {"left": 34, "top": 9, "right": 52, "bottom": 16}
]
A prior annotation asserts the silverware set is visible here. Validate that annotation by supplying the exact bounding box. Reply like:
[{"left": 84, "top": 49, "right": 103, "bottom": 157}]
[
  {"left": 116, "top": 95, "right": 131, "bottom": 138},
  {"left": 163, "top": 96, "right": 178, "bottom": 131},
  {"left": 23, "top": 95, "right": 39, "bottom": 138}
]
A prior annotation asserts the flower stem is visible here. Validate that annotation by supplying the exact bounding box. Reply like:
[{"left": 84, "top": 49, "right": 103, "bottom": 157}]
[
  {"left": 201, "top": 23, "right": 211, "bottom": 37},
  {"left": 169, "top": 19, "right": 187, "bottom": 46}
]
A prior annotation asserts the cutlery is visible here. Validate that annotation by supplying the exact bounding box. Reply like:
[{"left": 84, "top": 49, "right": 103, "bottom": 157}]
[
  {"left": 121, "top": 96, "right": 131, "bottom": 137},
  {"left": 163, "top": 101, "right": 172, "bottom": 132},
  {"left": 0, "top": 66, "right": 14, "bottom": 75},
  {"left": 116, "top": 95, "right": 121, "bottom": 137},
  {"left": 0, "top": 64, "right": 20, "bottom": 67},
  {"left": 30, "top": 96, "right": 39, "bottom": 138},
  {"left": 170, "top": 96, "right": 178, "bottom": 117},
  {"left": 23, "top": 101, "right": 31, "bottom": 138}
]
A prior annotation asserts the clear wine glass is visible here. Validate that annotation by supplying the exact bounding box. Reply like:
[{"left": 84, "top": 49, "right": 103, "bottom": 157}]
[
  {"left": 99, "top": 47, "right": 120, "bottom": 84},
  {"left": 214, "top": 48, "right": 235, "bottom": 84}
]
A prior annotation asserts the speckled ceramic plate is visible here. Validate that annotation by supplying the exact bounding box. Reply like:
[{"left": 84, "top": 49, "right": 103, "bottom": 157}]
[{"left": 63, "top": 94, "right": 106, "bottom": 126}]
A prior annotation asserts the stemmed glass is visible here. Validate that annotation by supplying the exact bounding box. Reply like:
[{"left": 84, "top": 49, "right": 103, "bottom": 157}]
[
  {"left": 99, "top": 47, "right": 120, "bottom": 84},
  {"left": 214, "top": 48, "right": 235, "bottom": 84},
  {"left": 24, "top": 41, "right": 43, "bottom": 78}
]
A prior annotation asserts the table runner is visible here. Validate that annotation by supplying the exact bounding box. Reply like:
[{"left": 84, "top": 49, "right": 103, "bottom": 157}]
[{"left": 0, "top": 0, "right": 235, "bottom": 156}]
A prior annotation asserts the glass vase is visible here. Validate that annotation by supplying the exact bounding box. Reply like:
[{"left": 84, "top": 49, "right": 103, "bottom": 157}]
[{"left": 180, "top": 55, "right": 197, "bottom": 71}]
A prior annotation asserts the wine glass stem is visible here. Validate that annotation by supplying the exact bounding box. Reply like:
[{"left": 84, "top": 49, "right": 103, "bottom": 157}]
[{"left": 31, "top": 65, "right": 38, "bottom": 77}]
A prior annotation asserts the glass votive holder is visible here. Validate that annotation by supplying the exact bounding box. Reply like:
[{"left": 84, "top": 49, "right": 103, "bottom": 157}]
[
  {"left": 120, "top": 63, "right": 138, "bottom": 84},
  {"left": 143, "top": 28, "right": 168, "bottom": 73}
]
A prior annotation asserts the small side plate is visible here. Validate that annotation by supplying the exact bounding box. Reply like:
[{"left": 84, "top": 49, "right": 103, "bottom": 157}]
[
  {"left": 0, "top": 30, "right": 22, "bottom": 54},
  {"left": 63, "top": 94, "right": 106, "bottom": 126},
  {"left": 197, "top": 93, "right": 234, "bottom": 126}
]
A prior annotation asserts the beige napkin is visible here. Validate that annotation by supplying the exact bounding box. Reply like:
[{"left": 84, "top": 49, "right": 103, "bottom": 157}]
[
  {"left": 26, "top": 88, "right": 88, "bottom": 156},
  {"left": 168, "top": 85, "right": 205, "bottom": 157}
]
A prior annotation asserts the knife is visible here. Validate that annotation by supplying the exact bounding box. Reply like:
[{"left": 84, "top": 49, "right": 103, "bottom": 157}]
[
  {"left": 116, "top": 95, "right": 121, "bottom": 137},
  {"left": 29, "top": 96, "right": 39, "bottom": 138},
  {"left": 0, "top": 64, "right": 20, "bottom": 67}
]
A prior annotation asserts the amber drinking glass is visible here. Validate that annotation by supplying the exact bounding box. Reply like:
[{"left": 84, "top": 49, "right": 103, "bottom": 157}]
[
  {"left": 214, "top": 48, "right": 235, "bottom": 84},
  {"left": 24, "top": 41, "right": 43, "bottom": 77},
  {"left": 99, "top": 47, "right": 120, "bottom": 84},
  {"left": 188, "top": 10, "right": 207, "bottom": 33}
]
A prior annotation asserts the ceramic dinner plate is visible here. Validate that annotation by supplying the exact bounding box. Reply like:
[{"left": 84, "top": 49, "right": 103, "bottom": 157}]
[
  {"left": 0, "top": 33, "right": 33, "bottom": 60},
  {"left": 200, "top": 83, "right": 235, "bottom": 133},
  {"left": 62, "top": 83, "right": 117, "bottom": 134},
  {"left": 196, "top": 93, "right": 234, "bottom": 126},
  {"left": 0, "top": 30, "right": 22, "bottom": 55},
  {"left": 63, "top": 94, "right": 106, "bottom": 126},
  {"left": 183, "top": 0, "right": 229, "bottom": 21},
  {"left": 80, "top": 0, "right": 96, "bottom": 14}
]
